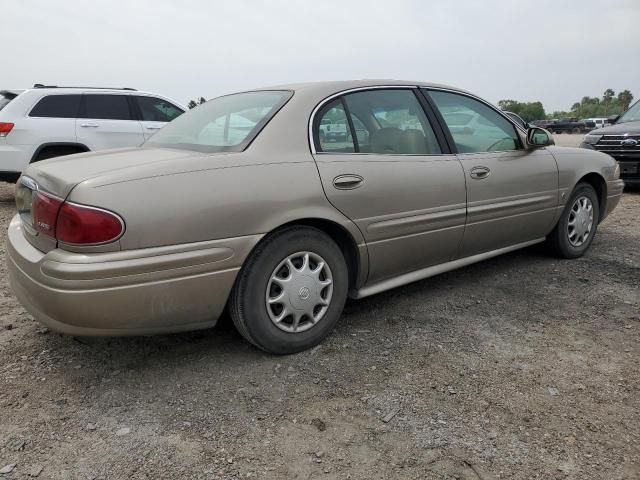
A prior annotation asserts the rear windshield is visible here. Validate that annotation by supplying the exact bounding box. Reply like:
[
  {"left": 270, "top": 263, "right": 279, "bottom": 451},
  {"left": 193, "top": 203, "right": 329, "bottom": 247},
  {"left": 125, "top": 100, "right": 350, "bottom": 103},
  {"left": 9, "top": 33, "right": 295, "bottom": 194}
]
[
  {"left": 144, "top": 90, "right": 292, "bottom": 153},
  {"left": 0, "top": 91, "right": 18, "bottom": 112}
]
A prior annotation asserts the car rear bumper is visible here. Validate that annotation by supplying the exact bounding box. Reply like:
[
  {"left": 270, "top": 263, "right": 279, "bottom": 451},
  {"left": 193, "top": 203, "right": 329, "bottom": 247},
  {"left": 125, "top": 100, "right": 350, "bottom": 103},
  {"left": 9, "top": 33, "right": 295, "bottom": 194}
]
[
  {"left": 0, "top": 144, "right": 30, "bottom": 177},
  {"left": 6, "top": 215, "right": 262, "bottom": 336}
]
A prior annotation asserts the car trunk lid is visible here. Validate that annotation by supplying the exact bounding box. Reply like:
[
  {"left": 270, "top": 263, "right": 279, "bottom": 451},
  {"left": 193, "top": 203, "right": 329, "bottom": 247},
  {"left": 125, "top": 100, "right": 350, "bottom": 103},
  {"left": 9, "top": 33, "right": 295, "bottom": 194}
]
[{"left": 22, "top": 147, "right": 201, "bottom": 199}]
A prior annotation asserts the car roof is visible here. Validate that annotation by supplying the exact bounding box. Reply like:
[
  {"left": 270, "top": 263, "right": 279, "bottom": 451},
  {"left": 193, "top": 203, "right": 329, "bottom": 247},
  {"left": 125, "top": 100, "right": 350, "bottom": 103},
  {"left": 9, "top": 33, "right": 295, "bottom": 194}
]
[{"left": 255, "top": 79, "right": 471, "bottom": 97}]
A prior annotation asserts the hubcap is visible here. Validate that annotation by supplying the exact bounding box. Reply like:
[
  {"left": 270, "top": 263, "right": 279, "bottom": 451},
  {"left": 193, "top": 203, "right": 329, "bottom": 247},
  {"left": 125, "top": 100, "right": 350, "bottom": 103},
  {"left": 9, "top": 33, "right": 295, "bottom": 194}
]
[
  {"left": 567, "top": 196, "right": 594, "bottom": 247},
  {"left": 265, "top": 251, "right": 333, "bottom": 333}
]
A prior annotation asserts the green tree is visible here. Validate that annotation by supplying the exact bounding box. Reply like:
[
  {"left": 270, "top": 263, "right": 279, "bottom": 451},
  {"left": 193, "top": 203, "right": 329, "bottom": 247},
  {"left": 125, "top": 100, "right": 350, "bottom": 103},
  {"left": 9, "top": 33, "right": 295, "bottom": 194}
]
[
  {"left": 602, "top": 89, "right": 615, "bottom": 115},
  {"left": 498, "top": 99, "right": 546, "bottom": 122},
  {"left": 618, "top": 90, "right": 634, "bottom": 111}
]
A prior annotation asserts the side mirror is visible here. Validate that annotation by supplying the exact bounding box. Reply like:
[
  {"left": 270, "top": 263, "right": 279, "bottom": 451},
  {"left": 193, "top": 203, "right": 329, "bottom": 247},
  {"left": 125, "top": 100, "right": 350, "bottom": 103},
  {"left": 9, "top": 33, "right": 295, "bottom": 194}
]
[
  {"left": 526, "top": 127, "right": 553, "bottom": 147},
  {"left": 607, "top": 114, "right": 620, "bottom": 125}
]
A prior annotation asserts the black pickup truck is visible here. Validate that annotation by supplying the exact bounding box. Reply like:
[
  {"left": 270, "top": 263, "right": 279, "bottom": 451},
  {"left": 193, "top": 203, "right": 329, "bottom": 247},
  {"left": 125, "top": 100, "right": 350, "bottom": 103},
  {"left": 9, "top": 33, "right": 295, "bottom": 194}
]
[{"left": 546, "top": 118, "right": 589, "bottom": 134}]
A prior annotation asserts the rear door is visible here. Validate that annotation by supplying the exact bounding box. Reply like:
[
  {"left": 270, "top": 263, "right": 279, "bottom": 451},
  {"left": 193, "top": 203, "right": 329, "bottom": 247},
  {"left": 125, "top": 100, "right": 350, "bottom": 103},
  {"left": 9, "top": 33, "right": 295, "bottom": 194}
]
[
  {"left": 133, "top": 95, "right": 184, "bottom": 140},
  {"left": 76, "top": 93, "right": 144, "bottom": 150},
  {"left": 312, "top": 88, "right": 467, "bottom": 284},
  {"left": 425, "top": 88, "right": 559, "bottom": 257}
]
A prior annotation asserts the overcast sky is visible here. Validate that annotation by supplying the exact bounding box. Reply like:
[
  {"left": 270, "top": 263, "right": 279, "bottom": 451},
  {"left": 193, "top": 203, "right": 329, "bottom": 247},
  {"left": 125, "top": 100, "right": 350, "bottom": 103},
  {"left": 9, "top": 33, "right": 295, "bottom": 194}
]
[{"left": 2, "top": 0, "right": 638, "bottom": 112}]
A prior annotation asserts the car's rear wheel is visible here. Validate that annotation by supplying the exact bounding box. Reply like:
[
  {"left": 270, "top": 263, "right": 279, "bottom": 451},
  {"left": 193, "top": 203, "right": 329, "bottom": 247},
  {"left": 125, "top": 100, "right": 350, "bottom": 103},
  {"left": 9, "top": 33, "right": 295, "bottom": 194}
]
[
  {"left": 229, "top": 226, "right": 348, "bottom": 354},
  {"left": 547, "top": 183, "right": 600, "bottom": 258}
]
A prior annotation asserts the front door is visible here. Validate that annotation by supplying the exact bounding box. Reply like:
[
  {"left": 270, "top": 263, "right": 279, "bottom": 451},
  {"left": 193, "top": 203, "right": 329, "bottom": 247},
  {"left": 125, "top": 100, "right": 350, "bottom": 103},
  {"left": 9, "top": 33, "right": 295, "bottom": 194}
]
[
  {"left": 426, "top": 89, "right": 559, "bottom": 257},
  {"left": 311, "top": 88, "right": 467, "bottom": 284}
]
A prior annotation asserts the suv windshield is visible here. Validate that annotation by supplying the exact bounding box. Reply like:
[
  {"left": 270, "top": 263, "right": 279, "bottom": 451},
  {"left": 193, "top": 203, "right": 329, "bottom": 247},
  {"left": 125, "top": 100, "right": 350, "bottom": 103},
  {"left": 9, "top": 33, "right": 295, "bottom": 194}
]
[
  {"left": 145, "top": 90, "right": 292, "bottom": 153},
  {"left": 618, "top": 100, "right": 640, "bottom": 124},
  {"left": 0, "top": 91, "right": 18, "bottom": 112}
]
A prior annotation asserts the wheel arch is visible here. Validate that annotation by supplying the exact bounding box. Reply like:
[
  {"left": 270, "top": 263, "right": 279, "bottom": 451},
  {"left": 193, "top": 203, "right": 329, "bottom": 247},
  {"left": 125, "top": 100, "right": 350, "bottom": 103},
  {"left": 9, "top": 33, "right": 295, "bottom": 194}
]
[
  {"left": 30, "top": 142, "right": 90, "bottom": 163},
  {"left": 576, "top": 172, "right": 606, "bottom": 222},
  {"left": 264, "top": 217, "right": 368, "bottom": 294}
]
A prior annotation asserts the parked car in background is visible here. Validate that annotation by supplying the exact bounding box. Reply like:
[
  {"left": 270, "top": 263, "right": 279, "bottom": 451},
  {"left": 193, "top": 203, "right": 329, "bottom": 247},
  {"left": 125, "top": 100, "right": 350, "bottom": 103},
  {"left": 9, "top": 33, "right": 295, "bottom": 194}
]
[
  {"left": 583, "top": 117, "right": 610, "bottom": 131},
  {"left": 318, "top": 117, "right": 348, "bottom": 141},
  {"left": 581, "top": 99, "right": 640, "bottom": 186},
  {"left": 7, "top": 80, "right": 623, "bottom": 354},
  {"left": 530, "top": 119, "right": 554, "bottom": 129},
  {"left": 546, "top": 118, "right": 589, "bottom": 134},
  {"left": 0, "top": 85, "right": 185, "bottom": 182}
]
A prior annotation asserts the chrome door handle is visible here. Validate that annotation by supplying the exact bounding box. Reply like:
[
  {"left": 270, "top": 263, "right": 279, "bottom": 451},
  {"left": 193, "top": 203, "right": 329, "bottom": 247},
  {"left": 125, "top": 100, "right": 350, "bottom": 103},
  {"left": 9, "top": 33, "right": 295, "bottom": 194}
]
[
  {"left": 146, "top": 125, "right": 163, "bottom": 130},
  {"left": 470, "top": 166, "right": 490, "bottom": 179},
  {"left": 333, "top": 174, "right": 364, "bottom": 190},
  {"left": 80, "top": 123, "right": 99, "bottom": 128}
]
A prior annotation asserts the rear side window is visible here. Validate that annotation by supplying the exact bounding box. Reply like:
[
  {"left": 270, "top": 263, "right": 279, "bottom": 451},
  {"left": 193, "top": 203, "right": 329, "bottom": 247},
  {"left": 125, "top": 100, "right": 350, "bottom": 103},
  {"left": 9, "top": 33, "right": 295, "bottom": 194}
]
[
  {"left": 29, "top": 95, "right": 82, "bottom": 118},
  {"left": 82, "top": 95, "right": 132, "bottom": 120},
  {"left": 342, "top": 89, "right": 441, "bottom": 155},
  {"left": 136, "top": 96, "right": 184, "bottom": 122},
  {"left": 315, "top": 99, "right": 355, "bottom": 153},
  {"left": 0, "top": 91, "right": 18, "bottom": 112}
]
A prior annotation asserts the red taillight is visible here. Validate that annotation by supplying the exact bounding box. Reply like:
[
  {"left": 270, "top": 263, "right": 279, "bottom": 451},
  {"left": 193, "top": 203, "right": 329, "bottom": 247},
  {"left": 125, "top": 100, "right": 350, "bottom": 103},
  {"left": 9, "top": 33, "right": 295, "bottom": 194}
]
[
  {"left": 32, "top": 191, "right": 62, "bottom": 237},
  {"left": 30, "top": 191, "right": 123, "bottom": 245},
  {"left": 55, "top": 202, "right": 124, "bottom": 244},
  {"left": 0, "top": 122, "right": 14, "bottom": 137}
]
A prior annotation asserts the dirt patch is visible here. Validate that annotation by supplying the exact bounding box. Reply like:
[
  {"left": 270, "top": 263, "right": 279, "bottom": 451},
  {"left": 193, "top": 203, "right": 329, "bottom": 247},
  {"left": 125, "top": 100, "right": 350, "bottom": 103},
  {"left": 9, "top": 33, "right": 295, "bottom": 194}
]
[{"left": 0, "top": 183, "right": 638, "bottom": 479}]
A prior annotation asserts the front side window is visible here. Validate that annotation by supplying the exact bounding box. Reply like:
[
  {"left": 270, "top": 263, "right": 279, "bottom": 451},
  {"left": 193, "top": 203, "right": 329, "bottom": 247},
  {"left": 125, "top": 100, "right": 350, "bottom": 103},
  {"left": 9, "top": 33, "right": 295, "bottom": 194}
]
[
  {"left": 136, "top": 96, "right": 184, "bottom": 122},
  {"left": 83, "top": 94, "right": 132, "bottom": 120},
  {"left": 428, "top": 90, "right": 520, "bottom": 153},
  {"left": 29, "top": 95, "right": 81, "bottom": 118},
  {"left": 343, "top": 89, "right": 441, "bottom": 155},
  {"left": 144, "top": 90, "right": 292, "bottom": 153}
]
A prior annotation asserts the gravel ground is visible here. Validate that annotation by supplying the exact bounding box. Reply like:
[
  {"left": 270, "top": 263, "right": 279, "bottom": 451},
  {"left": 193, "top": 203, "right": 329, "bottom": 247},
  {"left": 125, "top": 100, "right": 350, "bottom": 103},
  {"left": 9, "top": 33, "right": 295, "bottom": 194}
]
[{"left": 0, "top": 174, "right": 638, "bottom": 479}]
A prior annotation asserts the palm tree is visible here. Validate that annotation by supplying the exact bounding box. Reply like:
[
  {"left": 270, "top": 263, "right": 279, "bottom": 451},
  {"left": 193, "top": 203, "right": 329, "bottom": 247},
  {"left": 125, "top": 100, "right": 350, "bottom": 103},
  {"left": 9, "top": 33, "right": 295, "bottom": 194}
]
[
  {"left": 603, "top": 89, "right": 615, "bottom": 115},
  {"left": 617, "top": 90, "right": 634, "bottom": 111}
]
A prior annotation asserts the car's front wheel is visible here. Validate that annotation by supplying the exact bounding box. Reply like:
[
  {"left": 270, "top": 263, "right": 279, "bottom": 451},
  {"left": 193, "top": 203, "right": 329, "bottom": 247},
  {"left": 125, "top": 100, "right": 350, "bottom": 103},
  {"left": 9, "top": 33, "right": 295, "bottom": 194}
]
[
  {"left": 229, "top": 226, "right": 348, "bottom": 354},
  {"left": 547, "top": 182, "right": 600, "bottom": 258}
]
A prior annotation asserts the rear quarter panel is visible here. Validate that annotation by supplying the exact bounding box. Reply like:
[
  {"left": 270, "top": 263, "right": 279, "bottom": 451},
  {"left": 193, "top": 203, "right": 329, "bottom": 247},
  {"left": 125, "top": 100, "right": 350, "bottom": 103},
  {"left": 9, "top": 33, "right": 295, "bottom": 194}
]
[{"left": 66, "top": 150, "right": 364, "bottom": 262}]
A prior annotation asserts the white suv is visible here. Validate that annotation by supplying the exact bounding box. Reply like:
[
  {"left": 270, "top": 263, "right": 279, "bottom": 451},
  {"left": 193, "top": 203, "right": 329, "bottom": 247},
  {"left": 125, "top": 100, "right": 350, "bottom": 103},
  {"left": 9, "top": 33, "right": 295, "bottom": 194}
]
[{"left": 0, "top": 85, "right": 185, "bottom": 182}]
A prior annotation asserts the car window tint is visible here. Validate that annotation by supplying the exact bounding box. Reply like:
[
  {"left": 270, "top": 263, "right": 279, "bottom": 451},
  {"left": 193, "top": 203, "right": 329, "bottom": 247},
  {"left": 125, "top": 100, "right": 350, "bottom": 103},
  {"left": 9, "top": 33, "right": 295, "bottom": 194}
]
[
  {"left": 136, "top": 96, "right": 184, "bottom": 122},
  {"left": 83, "top": 95, "right": 131, "bottom": 120},
  {"left": 343, "top": 89, "right": 441, "bottom": 155},
  {"left": 315, "top": 99, "right": 355, "bottom": 153},
  {"left": 429, "top": 90, "right": 520, "bottom": 153},
  {"left": 29, "top": 95, "right": 82, "bottom": 118}
]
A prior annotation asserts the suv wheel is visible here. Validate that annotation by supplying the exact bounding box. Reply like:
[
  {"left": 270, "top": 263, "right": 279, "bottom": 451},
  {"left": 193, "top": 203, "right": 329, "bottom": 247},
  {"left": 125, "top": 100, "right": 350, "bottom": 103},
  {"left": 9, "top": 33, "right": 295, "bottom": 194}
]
[{"left": 229, "top": 226, "right": 348, "bottom": 354}]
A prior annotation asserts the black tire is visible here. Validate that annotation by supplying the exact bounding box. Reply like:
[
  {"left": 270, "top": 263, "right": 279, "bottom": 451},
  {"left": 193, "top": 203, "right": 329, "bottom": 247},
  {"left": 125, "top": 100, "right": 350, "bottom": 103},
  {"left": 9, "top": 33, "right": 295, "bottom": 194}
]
[
  {"left": 229, "top": 226, "right": 349, "bottom": 354},
  {"left": 547, "top": 183, "right": 600, "bottom": 258}
]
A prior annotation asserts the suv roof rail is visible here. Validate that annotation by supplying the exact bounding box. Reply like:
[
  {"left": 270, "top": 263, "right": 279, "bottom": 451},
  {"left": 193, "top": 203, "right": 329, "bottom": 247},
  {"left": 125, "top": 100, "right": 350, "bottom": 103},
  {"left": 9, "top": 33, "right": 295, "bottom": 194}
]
[{"left": 33, "top": 84, "right": 137, "bottom": 91}]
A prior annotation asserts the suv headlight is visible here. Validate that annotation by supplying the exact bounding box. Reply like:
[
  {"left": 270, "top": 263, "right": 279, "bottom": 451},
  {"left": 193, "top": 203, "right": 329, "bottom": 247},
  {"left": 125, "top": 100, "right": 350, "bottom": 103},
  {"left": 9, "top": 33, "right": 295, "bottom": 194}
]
[
  {"left": 614, "top": 163, "right": 620, "bottom": 180},
  {"left": 583, "top": 134, "right": 602, "bottom": 145}
]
